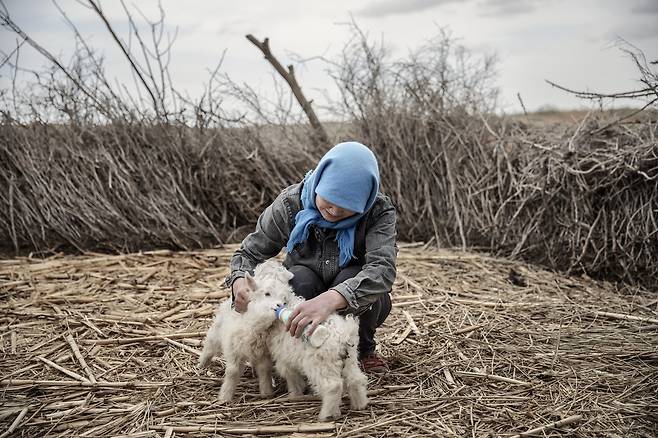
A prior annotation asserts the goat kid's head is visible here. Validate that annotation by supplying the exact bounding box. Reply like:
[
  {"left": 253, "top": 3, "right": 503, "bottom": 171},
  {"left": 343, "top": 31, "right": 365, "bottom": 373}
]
[{"left": 243, "top": 262, "right": 292, "bottom": 322}]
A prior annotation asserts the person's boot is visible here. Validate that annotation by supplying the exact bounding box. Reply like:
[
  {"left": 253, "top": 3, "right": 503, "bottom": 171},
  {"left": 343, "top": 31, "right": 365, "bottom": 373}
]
[{"left": 359, "top": 351, "right": 389, "bottom": 374}]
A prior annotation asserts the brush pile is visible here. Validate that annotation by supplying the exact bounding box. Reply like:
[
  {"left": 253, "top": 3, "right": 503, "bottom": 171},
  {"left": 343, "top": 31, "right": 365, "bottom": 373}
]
[
  {"left": 2, "top": 115, "right": 657, "bottom": 289},
  {"left": 360, "top": 115, "right": 658, "bottom": 288},
  {"left": 0, "top": 122, "right": 315, "bottom": 253},
  {"left": 1, "top": 15, "right": 656, "bottom": 288},
  {"left": 2, "top": 245, "right": 656, "bottom": 436}
]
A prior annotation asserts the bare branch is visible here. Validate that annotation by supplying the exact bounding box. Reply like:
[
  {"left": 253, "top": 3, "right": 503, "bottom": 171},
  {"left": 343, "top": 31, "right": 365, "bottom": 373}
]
[
  {"left": 87, "top": 0, "right": 161, "bottom": 117},
  {"left": 246, "top": 34, "right": 329, "bottom": 146},
  {"left": 0, "top": 5, "right": 107, "bottom": 114}
]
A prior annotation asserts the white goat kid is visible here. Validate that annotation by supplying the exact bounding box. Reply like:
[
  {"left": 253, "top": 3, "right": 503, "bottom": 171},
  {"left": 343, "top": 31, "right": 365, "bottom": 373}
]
[
  {"left": 198, "top": 261, "right": 291, "bottom": 402},
  {"left": 268, "top": 287, "right": 369, "bottom": 420}
]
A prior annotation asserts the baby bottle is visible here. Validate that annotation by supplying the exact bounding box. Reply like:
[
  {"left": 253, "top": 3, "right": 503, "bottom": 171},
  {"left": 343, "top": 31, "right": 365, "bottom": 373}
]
[{"left": 274, "top": 305, "right": 330, "bottom": 347}]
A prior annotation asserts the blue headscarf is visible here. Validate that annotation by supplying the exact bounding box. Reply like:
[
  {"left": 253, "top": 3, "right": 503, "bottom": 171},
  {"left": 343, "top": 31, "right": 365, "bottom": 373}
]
[{"left": 286, "top": 142, "right": 380, "bottom": 267}]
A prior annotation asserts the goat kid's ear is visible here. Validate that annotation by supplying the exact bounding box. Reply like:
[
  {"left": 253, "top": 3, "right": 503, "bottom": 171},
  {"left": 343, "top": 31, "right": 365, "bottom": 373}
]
[
  {"left": 278, "top": 270, "right": 294, "bottom": 284},
  {"left": 244, "top": 272, "right": 257, "bottom": 291}
]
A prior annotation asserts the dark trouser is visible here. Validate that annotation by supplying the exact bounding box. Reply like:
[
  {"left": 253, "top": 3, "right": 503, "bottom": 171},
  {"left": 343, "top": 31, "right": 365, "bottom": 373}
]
[{"left": 288, "top": 265, "right": 391, "bottom": 357}]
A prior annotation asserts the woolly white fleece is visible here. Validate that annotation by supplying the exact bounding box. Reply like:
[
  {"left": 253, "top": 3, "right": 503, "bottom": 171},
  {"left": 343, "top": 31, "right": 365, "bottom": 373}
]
[{"left": 198, "top": 260, "right": 368, "bottom": 419}]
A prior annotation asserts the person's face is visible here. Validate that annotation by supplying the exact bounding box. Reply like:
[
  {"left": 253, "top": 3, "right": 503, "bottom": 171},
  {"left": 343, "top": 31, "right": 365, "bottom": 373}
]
[{"left": 315, "top": 195, "right": 357, "bottom": 222}]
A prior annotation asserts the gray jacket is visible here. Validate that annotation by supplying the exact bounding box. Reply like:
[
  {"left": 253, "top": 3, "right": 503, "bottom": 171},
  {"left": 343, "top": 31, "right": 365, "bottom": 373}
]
[{"left": 225, "top": 183, "right": 397, "bottom": 313}]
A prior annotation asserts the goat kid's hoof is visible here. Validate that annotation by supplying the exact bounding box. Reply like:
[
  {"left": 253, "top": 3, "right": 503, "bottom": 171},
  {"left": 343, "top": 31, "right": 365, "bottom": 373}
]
[
  {"left": 350, "top": 398, "right": 369, "bottom": 411},
  {"left": 217, "top": 392, "right": 234, "bottom": 404},
  {"left": 318, "top": 409, "right": 342, "bottom": 421},
  {"left": 197, "top": 354, "right": 212, "bottom": 369},
  {"left": 255, "top": 392, "right": 274, "bottom": 400}
]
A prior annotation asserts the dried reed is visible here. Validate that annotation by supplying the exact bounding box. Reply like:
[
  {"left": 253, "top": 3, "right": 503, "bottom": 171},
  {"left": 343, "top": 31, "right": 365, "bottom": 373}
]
[{"left": 1, "top": 245, "right": 656, "bottom": 436}]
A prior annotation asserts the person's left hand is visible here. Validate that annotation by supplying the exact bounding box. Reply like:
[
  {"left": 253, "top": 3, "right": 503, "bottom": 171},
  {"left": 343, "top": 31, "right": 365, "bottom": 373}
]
[{"left": 286, "top": 290, "right": 347, "bottom": 338}]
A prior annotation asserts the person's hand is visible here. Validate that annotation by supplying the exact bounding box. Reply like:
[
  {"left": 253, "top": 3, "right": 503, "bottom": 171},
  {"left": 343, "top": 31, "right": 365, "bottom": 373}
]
[
  {"left": 232, "top": 277, "right": 252, "bottom": 313},
  {"left": 286, "top": 290, "right": 348, "bottom": 338}
]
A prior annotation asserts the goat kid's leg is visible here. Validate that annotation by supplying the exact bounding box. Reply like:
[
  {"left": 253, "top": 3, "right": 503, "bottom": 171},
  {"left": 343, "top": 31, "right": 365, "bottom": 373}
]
[
  {"left": 343, "top": 357, "right": 369, "bottom": 410},
  {"left": 318, "top": 377, "right": 343, "bottom": 420},
  {"left": 218, "top": 355, "right": 242, "bottom": 403},
  {"left": 277, "top": 362, "right": 306, "bottom": 396},
  {"left": 308, "top": 368, "right": 343, "bottom": 420},
  {"left": 286, "top": 369, "right": 306, "bottom": 396},
  {"left": 254, "top": 356, "right": 274, "bottom": 397},
  {"left": 198, "top": 326, "right": 221, "bottom": 369}
]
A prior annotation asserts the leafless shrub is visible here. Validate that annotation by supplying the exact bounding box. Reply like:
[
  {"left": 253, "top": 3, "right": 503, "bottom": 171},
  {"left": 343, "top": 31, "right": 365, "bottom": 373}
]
[
  {"left": 327, "top": 24, "right": 500, "bottom": 247},
  {"left": 0, "top": 1, "right": 314, "bottom": 253},
  {"left": 327, "top": 26, "right": 657, "bottom": 288},
  {"left": 547, "top": 40, "right": 658, "bottom": 134}
]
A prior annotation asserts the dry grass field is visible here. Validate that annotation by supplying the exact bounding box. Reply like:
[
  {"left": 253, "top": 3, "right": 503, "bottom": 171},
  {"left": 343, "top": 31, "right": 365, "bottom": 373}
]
[{"left": 1, "top": 244, "right": 656, "bottom": 437}]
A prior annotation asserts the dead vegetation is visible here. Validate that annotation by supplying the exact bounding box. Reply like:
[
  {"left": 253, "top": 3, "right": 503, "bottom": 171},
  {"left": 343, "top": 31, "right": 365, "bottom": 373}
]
[
  {"left": 330, "top": 27, "right": 658, "bottom": 289},
  {"left": 1, "top": 245, "right": 657, "bottom": 436},
  {"left": 0, "top": 122, "right": 315, "bottom": 252},
  {"left": 1, "top": 11, "right": 657, "bottom": 289}
]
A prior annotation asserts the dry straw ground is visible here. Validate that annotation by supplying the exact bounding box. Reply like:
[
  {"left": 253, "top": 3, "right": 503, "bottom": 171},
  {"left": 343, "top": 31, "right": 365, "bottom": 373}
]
[{"left": 1, "top": 244, "right": 657, "bottom": 437}]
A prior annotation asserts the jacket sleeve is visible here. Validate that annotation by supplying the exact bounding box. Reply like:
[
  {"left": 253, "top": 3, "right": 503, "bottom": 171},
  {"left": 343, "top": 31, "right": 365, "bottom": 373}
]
[
  {"left": 224, "top": 188, "right": 294, "bottom": 288},
  {"left": 331, "top": 198, "right": 398, "bottom": 313}
]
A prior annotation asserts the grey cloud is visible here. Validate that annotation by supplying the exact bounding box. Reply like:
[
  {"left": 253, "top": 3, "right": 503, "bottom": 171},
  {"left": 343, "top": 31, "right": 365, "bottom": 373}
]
[
  {"left": 357, "top": 0, "right": 463, "bottom": 18},
  {"left": 477, "top": 0, "right": 540, "bottom": 17},
  {"left": 632, "top": 0, "right": 658, "bottom": 14}
]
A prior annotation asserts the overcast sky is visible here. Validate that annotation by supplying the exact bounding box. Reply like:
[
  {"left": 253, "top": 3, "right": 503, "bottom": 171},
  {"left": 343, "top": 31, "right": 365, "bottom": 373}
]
[{"left": 1, "top": 0, "right": 656, "bottom": 116}]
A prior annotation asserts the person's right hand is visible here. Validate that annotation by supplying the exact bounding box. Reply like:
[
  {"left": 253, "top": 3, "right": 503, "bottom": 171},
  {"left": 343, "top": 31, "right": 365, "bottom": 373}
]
[{"left": 232, "top": 277, "right": 251, "bottom": 313}]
